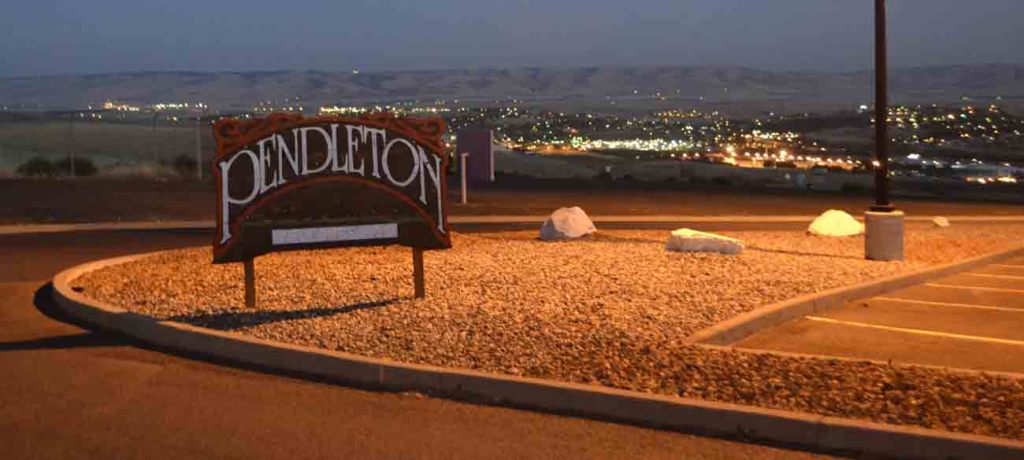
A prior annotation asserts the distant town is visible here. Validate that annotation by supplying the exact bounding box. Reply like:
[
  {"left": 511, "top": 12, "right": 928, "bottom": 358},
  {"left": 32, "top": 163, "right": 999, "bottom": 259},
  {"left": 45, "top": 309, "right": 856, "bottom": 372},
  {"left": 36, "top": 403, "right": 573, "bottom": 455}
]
[{"left": 2, "top": 94, "right": 1023, "bottom": 190}]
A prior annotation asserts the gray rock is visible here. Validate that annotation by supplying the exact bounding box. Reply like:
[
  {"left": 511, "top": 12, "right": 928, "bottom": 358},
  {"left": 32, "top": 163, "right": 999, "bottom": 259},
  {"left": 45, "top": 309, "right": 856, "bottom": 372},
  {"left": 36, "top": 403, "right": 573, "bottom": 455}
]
[
  {"left": 665, "top": 228, "right": 744, "bottom": 255},
  {"left": 808, "top": 210, "right": 864, "bottom": 237},
  {"left": 539, "top": 206, "right": 596, "bottom": 241}
]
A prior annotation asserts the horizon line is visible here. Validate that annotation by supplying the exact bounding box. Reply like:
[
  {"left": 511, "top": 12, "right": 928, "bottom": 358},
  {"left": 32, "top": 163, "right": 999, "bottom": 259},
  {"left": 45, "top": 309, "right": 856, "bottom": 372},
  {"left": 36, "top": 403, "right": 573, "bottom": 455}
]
[{"left": 3, "top": 62, "right": 1021, "bottom": 80}]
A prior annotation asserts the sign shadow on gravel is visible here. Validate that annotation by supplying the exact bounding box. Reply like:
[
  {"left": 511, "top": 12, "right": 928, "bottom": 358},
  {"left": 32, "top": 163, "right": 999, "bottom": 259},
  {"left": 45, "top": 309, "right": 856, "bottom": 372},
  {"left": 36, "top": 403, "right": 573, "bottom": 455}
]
[{"left": 166, "top": 298, "right": 399, "bottom": 331}]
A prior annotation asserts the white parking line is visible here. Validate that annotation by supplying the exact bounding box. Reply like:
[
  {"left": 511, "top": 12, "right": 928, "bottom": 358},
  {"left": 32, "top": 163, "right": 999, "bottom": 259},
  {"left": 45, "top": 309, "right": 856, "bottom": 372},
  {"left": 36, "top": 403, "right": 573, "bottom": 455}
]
[
  {"left": 804, "top": 316, "right": 1024, "bottom": 346},
  {"left": 875, "top": 297, "right": 1024, "bottom": 313},
  {"left": 994, "top": 264, "right": 1024, "bottom": 269},
  {"left": 926, "top": 283, "right": 1024, "bottom": 294},
  {"left": 964, "top": 273, "right": 1024, "bottom": 281}
]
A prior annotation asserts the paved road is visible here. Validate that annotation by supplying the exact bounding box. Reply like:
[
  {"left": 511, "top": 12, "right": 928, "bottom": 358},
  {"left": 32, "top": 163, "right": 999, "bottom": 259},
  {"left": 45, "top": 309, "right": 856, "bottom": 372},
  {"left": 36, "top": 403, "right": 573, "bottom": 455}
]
[
  {"left": 0, "top": 229, "right": 833, "bottom": 460},
  {"left": 4, "top": 177, "right": 1024, "bottom": 225},
  {"left": 739, "top": 256, "right": 1024, "bottom": 374}
]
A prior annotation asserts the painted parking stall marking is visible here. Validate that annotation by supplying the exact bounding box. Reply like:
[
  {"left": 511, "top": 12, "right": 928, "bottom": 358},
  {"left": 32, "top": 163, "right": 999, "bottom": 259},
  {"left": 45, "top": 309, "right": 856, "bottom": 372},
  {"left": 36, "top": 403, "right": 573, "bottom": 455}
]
[
  {"left": 876, "top": 296, "right": 1024, "bottom": 313},
  {"left": 927, "top": 283, "right": 1024, "bottom": 294},
  {"left": 964, "top": 273, "right": 1024, "bottom": 281},
  {"left": 804, "top": 316, "right": 1024, "bottom": 347}
]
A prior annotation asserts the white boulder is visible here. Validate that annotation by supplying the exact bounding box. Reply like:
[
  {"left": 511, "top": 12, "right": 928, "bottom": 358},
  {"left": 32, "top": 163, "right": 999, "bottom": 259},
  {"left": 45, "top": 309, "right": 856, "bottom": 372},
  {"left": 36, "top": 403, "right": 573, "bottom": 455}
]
[
  {"left": 808, "top": 210, "right": 864, "bottom": 237},
  {"left": 932, "top": 216, "right": 951, "bottom": 228},
  {"left": 539, "top": 206, "right": 596, "bottom": 241},
  {"left": 665, "top": 228, "right": 744, "bottom": 255}
]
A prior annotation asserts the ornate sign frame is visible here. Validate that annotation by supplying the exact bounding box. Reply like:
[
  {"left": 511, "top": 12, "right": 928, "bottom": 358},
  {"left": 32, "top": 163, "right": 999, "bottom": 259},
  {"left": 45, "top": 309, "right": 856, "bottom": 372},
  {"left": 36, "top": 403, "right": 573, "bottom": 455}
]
[{"left": 212, "top": 112, "right": 450, "bottom": 265}]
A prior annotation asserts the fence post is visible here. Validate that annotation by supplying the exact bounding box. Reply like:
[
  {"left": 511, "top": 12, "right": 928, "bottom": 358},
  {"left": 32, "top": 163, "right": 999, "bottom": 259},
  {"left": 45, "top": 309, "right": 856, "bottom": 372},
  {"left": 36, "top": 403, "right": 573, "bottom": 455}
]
[
  {"left": 195, "top": 109, "right": 203, "bottom": 181},
  {"left": 67, "top": 113, "right": 76, "bottom": 179},
  {"left": 460, "top": 152, "right": 469, "bottom": 204}
]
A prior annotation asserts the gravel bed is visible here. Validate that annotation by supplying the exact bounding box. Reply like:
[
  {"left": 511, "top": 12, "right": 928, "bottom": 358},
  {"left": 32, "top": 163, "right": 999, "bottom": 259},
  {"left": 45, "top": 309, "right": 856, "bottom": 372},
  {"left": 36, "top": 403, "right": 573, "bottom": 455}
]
[{"left": 75, "top": 227, "right": 1024, "bottom": 440}]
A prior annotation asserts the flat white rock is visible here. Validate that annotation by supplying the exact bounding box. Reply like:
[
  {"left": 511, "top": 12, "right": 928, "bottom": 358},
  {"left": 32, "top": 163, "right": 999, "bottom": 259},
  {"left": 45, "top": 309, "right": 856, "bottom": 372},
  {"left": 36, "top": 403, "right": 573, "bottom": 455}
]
[
  {"left": 932, "top": 216, "right": 951, "bottom": 228},
  {"left": 808, "top": 210, "right": 864, "bottom": 237},
  {"left": 539, "top": 206, "right": 596, "bottom": 241},
  {"left": 665, "top": 228, "right": 744, "bottom": 255}
]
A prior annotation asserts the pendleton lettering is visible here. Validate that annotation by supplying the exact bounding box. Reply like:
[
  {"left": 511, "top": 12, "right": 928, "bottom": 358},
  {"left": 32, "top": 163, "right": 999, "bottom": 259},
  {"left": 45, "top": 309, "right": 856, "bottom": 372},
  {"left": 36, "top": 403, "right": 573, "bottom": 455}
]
[{"left": 211, "top": 113, "right": 450, "bottom": 263}]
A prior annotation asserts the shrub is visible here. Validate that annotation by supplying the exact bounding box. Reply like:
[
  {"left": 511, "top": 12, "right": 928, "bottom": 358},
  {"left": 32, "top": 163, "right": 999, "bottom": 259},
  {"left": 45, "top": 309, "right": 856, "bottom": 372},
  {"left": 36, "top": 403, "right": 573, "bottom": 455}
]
[
  {"left": 711, "top": 176, "right": 734, "bottom": 186},
  {"left": 54, "top": 157, "right": 98, "bottom": 177},
  {"left": 16, "top": 157, "right": 57, "bottom": 177},
  {"left": 840, "top": 182, "right": 868, "bottom": 194},
  {"left": 168, "top": 154, "right": 207, "bottom": 179}
]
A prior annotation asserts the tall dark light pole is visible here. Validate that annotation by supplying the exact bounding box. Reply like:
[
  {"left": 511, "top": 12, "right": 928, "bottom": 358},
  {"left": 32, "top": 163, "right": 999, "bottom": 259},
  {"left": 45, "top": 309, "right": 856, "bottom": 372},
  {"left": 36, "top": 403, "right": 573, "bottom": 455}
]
[
  {"left": 864, "top": 0, "right": 903, "bottom": 262},
  {"left": 872, "top": 0, "right": 894, "bottom": 212}
]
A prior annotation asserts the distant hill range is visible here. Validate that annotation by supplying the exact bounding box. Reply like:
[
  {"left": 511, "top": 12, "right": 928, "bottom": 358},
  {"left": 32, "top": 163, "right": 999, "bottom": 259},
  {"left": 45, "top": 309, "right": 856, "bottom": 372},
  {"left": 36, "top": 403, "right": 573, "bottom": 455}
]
[{"left": 2, "top": 65, "right": 1022, "bottom": 114}]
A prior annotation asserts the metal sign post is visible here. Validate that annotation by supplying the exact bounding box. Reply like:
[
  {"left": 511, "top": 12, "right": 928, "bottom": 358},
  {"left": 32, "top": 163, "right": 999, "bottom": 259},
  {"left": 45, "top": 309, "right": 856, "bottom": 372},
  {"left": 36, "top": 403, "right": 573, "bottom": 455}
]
[
  {"left": 412, "top": 248, "right": 425, "bottom": 298},
  {"left": 243, "top": 257, "right": 256, "bottom": 308}
]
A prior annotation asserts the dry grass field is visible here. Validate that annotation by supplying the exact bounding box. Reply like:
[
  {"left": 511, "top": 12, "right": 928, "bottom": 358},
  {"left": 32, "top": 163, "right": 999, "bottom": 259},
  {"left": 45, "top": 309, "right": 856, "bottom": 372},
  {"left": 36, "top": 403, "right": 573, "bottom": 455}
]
[{"left": 0, "top": 116, "right": 215, "bottom": 175}]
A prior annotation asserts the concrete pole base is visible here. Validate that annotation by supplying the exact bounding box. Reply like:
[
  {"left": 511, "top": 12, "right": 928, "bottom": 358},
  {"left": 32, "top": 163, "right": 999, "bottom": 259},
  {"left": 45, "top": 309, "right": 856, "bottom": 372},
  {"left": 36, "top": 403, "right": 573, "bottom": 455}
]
[{"left": 865, "top": 210, "right": 905, "bottom": 261}]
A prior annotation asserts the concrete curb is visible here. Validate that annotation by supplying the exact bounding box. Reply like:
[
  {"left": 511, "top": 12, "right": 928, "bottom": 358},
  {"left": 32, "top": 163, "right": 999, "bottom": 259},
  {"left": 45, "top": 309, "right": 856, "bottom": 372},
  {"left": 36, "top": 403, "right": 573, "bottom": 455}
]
[
  {"left": 686, "top": 245, "right": 1024, "bottom": 345},
  {"left": 52, "top": 252, "right": 1024, "bottom": 460},
  {"left": 8, "top": 214, "right": 1024, "bottom": 235},
  {"left": 0, "top": 220, "right": 215, "bottom": 236}
]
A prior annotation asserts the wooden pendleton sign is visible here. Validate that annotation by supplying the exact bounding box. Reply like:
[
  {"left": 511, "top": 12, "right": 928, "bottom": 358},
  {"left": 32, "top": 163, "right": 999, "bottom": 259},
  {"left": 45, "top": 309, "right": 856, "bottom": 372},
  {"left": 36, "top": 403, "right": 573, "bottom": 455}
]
[{"left": 212, "top": 112, "right": 450, "bottom": 300}]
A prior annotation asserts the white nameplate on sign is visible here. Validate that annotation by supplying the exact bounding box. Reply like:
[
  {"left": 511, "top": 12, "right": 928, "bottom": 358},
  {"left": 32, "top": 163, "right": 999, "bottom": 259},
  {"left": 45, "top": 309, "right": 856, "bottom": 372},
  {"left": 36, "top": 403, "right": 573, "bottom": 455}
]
[{"left": 271, "top": 223, "right": 399, "bottom": 246}]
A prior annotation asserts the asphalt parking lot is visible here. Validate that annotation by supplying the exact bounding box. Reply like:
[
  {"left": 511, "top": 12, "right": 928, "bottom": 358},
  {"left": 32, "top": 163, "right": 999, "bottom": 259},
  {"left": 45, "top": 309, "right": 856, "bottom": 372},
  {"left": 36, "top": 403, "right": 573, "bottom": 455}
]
[{"left": 738, "top": 257, "right": 1024, "bottom": 374}]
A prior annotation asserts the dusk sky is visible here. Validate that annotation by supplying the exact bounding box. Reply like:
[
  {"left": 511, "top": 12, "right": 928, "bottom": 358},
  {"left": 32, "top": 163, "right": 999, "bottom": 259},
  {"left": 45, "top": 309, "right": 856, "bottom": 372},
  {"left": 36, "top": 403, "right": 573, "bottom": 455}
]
[{"left": 2, "top": 0, "right": 1023, "bottom": 77}]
